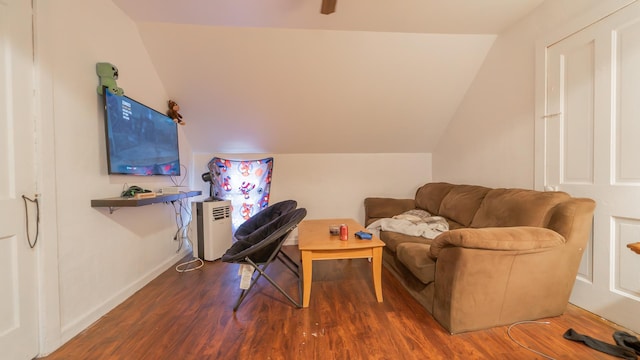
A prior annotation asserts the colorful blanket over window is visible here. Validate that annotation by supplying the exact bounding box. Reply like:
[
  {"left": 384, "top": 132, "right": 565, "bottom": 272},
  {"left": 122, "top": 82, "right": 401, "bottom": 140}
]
[{"left": 207, "top": 157, "right": 274, "bottom": 232}]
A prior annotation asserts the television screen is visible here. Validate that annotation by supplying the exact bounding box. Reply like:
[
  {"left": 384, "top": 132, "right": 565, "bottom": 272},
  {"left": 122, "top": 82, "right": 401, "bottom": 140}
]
[{"left": 102, "top": 88, "right": 180, "bottom": 176}]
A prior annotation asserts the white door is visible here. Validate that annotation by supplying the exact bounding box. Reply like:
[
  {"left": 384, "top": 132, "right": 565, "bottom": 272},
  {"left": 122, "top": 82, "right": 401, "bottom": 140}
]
[
  {"left": 0, "top": 0, "right": 39, "bottom": 358},
  {"left": 541, "top": 2, "right": 640, "bottom": 333}
]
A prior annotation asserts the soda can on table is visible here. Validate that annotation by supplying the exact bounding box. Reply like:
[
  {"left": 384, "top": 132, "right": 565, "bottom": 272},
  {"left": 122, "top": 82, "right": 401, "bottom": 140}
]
[{"left": 340, "top": 224, "right": 348, "bottom": 241}]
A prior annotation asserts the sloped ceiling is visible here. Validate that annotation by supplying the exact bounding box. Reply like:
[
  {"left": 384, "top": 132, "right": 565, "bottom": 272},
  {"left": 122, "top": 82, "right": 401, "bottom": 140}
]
[{"left": 112, "top": 0, "right": 544, "bottom": 154}]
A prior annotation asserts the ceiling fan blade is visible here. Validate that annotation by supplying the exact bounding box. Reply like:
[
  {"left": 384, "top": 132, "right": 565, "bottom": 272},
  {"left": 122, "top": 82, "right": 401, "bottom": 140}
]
[{"left": 321, "top": 0, "right": 337, "bottom": 14}]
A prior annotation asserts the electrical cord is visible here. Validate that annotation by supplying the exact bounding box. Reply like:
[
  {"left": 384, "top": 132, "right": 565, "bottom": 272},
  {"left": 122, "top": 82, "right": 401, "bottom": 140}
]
[
  {"left": 119, "top": 183, "right": 129, "bottom": 200},
  {"left": 166, "top": 165, "right": 204, "bottom": 273},
  {"left": 167, "top": 163, "right": 190, "bottom": 249},
  {"left": 169, "top": 193, "right": 204, "bottom": 272},
  {"left": 175, "top": 257, "right": 204, "bottom": 273},
  {"left": 171, "top": 198, "right": 190, "bottom": 251},
  {"left": 170, "top": 163, "right": 188, "bottom": 187},
  {"left": 174, "top": 211, "right": 204, "bottom": 273},
  {"left": 507, "top": 320, "right": 556, "bottom": 360},
  {"left": 21, "top": 194, "right": 40, "bottom": 248}
]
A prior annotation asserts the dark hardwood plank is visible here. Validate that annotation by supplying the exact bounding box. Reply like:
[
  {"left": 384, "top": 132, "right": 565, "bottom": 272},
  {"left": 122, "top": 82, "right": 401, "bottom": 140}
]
[{"left": 40, "top": 246, "right": 638, "bottom": 359}]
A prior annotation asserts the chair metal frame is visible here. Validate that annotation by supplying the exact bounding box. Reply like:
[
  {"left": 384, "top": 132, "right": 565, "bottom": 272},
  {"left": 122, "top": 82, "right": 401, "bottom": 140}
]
[{"left": 222, "top": 208, "right": 306, "bottom": 311}]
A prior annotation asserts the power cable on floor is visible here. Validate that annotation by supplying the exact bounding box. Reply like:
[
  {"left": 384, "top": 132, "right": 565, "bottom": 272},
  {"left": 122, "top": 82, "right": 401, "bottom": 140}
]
[{"left": 507, "top": 320, "right": 556, "bottom": 360}]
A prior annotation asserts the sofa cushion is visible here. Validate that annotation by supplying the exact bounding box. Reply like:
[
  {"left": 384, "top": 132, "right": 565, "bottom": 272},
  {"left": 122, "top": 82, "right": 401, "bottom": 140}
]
[
  {"left": 470, "top": 189, "right": 570, "bottom": 228},
  {"left": 379, "top": 231, "right": 433, "bottom": 253},
  {"left": 438, "top": 185, "right": 490, "bottom": 226},
  {"left": 415, "top": 182, "right": 455, "bottom": 215},
  {"left": 364, "top": 197, "right": 416, "bottom": 226},
  {"left": 447, "top": 219, "right": 466, "bottom": 230},
  {"left": 396, "top": 242, "right": 436, "bottom": 284}
]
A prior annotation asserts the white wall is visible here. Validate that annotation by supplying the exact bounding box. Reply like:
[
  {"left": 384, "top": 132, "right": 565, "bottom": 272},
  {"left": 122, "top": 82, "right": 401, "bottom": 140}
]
[
  {"left": 432, "top": 0, "right": 602, "bottom": 189},
  {"left": 37, "top": 0, "right": 196, "bottom": 351},
  {"left": 193, "top": 153, "right": 431, "bottom": 240}
]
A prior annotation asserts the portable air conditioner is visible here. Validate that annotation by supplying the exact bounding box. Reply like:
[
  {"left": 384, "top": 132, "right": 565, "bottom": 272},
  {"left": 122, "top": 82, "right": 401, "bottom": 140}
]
[{"left": 191, "top": 200, "right": 232, "bottom": 261}]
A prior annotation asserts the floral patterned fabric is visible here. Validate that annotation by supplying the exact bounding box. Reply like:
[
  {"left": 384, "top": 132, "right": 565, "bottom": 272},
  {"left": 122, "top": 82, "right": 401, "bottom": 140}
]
[{"left": 207, "top": 157, "right": 274, "bottom": 232}]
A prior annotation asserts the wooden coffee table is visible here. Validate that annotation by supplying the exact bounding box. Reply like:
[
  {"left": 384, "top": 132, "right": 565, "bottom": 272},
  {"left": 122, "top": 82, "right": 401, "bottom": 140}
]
[{"left": 297, "top": 218, "right": 385, "bottom": 307}]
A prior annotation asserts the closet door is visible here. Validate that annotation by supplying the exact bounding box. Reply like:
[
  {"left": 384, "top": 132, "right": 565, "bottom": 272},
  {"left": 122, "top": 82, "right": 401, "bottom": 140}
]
[
  {"left": 0, "top": 0, "right": 39, "bottom": 358},
  {"left": 542, "top": 2, "right": 640, "bottom": 333}
]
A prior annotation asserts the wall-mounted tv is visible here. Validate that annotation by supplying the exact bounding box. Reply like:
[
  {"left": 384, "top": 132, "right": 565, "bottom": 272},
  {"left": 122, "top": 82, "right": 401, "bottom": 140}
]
[{"left": 102, "top": 88, "right": 180, "bottom": 176}]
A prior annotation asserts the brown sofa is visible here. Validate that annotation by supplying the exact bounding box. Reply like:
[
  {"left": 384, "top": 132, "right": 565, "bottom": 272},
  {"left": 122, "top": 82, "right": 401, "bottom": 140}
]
[{"left": 364, "top": 182, "right": 595, "bottom": 334}]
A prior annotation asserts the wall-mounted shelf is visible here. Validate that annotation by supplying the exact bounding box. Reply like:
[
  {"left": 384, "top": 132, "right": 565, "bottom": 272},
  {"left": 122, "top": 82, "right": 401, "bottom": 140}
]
[{"left": 91, "top": 190, "right": 202, "bottom": 214}]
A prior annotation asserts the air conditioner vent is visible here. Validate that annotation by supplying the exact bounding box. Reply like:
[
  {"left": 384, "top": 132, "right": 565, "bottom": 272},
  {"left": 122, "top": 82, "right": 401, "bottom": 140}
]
[{"left": 211, "top": 205, "right": 230, "bottom": 221}]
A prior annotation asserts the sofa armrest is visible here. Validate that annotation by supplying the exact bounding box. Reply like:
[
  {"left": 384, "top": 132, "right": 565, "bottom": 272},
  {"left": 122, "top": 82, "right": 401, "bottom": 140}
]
[
  {"left": 429, "top": 227, "right": 570, "bottom": 333},
  {"left": 364, "top": 197, "right": 415, "bottom": 226},
  {"left": 429, "top": 226, "right": 565, "bottom": 259}
]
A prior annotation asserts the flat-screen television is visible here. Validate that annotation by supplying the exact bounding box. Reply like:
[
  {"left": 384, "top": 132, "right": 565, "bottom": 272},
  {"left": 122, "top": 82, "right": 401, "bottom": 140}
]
[{"left": 102, "top": 88, "right": 180, "bottom": 176}]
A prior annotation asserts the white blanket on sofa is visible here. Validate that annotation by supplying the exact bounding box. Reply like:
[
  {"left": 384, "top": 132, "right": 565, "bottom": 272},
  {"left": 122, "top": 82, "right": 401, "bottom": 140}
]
[{"left": 366, "top": 213, "right": 449, "bottom": 240}]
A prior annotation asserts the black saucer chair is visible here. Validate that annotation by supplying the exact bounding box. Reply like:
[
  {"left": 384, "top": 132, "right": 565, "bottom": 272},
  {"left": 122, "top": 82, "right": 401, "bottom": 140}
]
[
  {"left": 234, "top": 200, "right": 297, "bottom": 241},
  {"left": 222, "top": 207, "right": 307, "bottom": 311}
]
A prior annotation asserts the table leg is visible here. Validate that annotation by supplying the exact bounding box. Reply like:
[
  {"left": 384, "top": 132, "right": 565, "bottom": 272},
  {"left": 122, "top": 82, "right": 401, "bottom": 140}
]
[
  {"left": 301, "top": 250, "right": 312, "bottom": 307},
  {"left": 371, "top": 247, "right": 383, "bottom": 302}
]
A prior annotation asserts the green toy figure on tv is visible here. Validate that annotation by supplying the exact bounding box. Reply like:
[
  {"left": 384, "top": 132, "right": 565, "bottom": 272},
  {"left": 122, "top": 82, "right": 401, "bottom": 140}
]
[{"left": 96, "top": 62, "right": 124, "bottom": 95}]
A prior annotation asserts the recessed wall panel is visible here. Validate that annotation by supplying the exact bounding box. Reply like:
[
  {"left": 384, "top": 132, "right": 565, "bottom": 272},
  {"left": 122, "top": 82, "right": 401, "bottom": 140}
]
[
  {"left": 0, "top": 8, "right": 14, "bottom": 200},
  {"left": 562, "top": 41, "right": 595, "bottom": 184},
  {"left": 0, "top": 235, "right": 18, "bottom": 336},
  {"left": 0, "top": 8, "right": 15, "bottom": 200},
  {"left": 616, "top": 20, "right": 640, "bottom": 183},
  {"left": 614, "top": 218, "right": 640, "bottom": 300},
  {"left": 544, "top": 51, "right": 563, "bottom": 187},
  {"left": 577, "top": 229, "right": 594, "bottom": 282}
]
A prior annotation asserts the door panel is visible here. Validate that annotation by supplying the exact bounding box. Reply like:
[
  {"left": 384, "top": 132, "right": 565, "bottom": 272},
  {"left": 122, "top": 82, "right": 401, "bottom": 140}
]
[
  {"left": 0, "top": 235, "right": 18, "bottom": 335},
  {"left": 616, "top": 219, "right": 640, "bottom": 298},
  {"left": 0, "top": 0, "right": 39, "bottom": 358},
  {"left": 544, "top": 2, "right": 640, "bottom": 333},
  {"left": 563, "top": 41, "right": 595, "bottom": 185},
  {"left": 611, "top": 15, "right": 640, "bottom": 303},
  {"left": 546, "top": 25, "right": 600, "bottom": 284},
  {"left": 616, "top": 18, "right": 640, "bottom": 182}
]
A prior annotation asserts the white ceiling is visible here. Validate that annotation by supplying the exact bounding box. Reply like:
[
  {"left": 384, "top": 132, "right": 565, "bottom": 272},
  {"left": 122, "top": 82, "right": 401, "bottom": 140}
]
[
  {"left": 112, "top": 0, "right": 545, "bottom": 34},
  {"left": 112, "top": 0, "right": 545, "bottom": 154}
]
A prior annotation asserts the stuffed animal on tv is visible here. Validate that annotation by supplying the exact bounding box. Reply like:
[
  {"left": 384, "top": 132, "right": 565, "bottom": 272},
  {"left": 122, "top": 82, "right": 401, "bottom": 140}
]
[
  {"left": 96, "top": 62, "right": 124, "bottom": 95},
  {"left": 167, "top": 100, "right": 185, "bottom": 125}
]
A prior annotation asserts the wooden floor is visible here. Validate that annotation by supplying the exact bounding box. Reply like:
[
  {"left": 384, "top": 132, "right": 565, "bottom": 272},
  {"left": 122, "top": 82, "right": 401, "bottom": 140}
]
[{"left": 40, "top": 246, "right": 637, "bottom": 360}]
